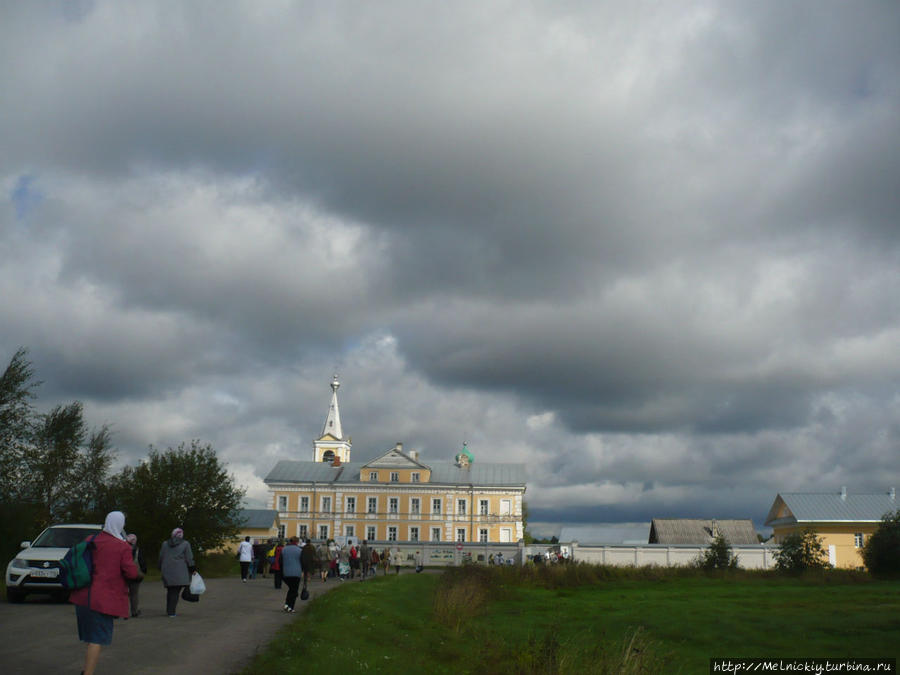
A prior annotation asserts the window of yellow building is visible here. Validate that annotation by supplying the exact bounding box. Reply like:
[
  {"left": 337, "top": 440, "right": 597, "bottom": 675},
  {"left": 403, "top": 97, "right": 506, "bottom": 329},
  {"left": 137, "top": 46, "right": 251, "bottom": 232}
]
[
  {"left": 411, "top": 472, "right": 420, "bottom": 482},
  {"left": 367, "top": 496, "right": 377, "bottom": 514},
  {"left": 432, "top": 498, "right": 441, "bottom": 514},
  {"left": 346, "top": 496, "right": 356, "bottom": 514},
  {"left": 479, "top": 499, "right": 489, "bottom": 515},
  {"left": 410, "top": 498, "right": 420, "bottom": 514},
  {"left": 431, "top": 528, "right": 440, "bottom": 541},
  {"left": 390, "top": 471, "right": 399, "bottom": 482}
]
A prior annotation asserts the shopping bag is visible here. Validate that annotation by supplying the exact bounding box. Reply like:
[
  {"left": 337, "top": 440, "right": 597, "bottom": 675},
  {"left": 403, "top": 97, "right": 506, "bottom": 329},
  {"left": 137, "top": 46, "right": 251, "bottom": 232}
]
[
  {"left": 189, "top": 571, "right": 206, "bottom": 595},
  {"left": 300, "top": 584, "right": 309, "bottom": 601},
  {"left": 181, "top": 587, "right": 200, "bottom": 602}
]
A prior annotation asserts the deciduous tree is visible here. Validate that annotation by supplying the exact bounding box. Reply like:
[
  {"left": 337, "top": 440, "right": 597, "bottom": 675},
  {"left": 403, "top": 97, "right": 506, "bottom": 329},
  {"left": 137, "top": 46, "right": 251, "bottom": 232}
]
[
  {"left": 862, "top": 510, "right": 900, "bottom": 577},
  {"left": 774, "top": 528, "right": 828, "bottom": 573},
  {"left": 106, "top": 441, "right": 245, "bottom": 557}
]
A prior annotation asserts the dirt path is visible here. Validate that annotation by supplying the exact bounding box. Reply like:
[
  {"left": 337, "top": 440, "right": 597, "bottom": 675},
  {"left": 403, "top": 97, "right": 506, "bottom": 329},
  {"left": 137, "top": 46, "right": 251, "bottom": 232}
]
[{"left": 0, "top": 574, "right": 340, "bottom": 674}]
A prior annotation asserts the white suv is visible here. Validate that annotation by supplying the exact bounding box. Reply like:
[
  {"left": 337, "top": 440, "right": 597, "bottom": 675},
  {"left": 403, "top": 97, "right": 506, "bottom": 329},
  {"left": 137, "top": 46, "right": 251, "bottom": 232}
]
[{"left": 5, "top": 523, "right": 102, "bottom": 603}]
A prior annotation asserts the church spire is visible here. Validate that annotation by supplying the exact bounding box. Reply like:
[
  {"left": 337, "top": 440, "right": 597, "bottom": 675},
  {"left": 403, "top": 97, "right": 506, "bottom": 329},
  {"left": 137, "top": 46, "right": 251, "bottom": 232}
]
[
  {"left": 322, "top": 374, "right": 344, "bottom": 440},
  {"left": 313, "top": 374, "right": 351, "bottom": 462}
]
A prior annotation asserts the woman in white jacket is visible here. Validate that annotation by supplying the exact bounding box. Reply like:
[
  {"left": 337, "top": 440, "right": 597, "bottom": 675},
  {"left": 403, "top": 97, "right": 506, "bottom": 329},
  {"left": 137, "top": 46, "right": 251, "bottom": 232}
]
[{"left": 237, "top": 536, "right": 253, "bottom": 582}]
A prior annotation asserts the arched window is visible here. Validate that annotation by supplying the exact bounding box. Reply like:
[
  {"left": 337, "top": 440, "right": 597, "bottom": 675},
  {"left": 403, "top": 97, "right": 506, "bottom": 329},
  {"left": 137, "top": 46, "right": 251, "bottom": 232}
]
[{"left": 322, "top": 450, "right": 335, "bottom": 463}]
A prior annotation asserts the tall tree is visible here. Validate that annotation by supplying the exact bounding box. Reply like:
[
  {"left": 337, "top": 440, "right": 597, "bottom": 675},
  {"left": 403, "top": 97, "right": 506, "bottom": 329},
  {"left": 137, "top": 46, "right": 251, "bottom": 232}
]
[
  {"left": 66, "top": 426, "right": 116, "bottom": 522},
  {"left": 0, "top": 349, "right": 116, "bottom": 539},
  {"left": 106, "top": 441, "right": 245, "bottom": 557},
  {"left": 522, "top": 500, "right": 534, "bottom": 544},
  {"left": 0, "top": 347, "right": 40, "bottom": 501}
]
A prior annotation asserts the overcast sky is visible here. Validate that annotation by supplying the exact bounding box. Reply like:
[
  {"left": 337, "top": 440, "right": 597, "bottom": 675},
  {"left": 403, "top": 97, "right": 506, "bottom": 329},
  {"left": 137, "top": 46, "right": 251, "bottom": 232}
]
[{"left": 2, "top": 1, "right": 899, "bottom": 536}]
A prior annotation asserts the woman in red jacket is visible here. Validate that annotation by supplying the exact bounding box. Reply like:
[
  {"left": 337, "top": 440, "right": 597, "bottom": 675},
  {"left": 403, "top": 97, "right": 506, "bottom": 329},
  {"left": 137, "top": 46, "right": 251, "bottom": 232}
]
[{"left": 69, "top": 511, "right": 141, "bottom": 675}]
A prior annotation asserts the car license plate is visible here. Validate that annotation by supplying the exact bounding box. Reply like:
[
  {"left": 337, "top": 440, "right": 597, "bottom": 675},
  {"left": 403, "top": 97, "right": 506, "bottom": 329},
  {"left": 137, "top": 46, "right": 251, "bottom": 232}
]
[{"left": 31, "top": 568, "right": 58, "bottom": 578}]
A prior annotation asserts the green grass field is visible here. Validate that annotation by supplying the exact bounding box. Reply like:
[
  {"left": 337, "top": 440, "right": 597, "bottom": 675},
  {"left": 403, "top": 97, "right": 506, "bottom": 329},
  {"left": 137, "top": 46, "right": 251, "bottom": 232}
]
[{"left": 243, "top": 564, "right": 900, "bottom": 674}]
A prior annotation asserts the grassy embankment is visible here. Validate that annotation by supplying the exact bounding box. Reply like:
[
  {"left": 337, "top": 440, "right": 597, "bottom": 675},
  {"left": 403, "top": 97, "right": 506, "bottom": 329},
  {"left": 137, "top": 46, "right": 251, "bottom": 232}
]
[{"left": 243, "top": 563, "right": 899, "bottom": 674}]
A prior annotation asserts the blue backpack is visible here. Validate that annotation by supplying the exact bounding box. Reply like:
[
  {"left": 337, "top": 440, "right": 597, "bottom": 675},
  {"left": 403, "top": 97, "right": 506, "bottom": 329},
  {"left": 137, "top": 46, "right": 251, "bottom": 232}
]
[{"left": 60, "top": 533, "right": 100, "bottom": 590}]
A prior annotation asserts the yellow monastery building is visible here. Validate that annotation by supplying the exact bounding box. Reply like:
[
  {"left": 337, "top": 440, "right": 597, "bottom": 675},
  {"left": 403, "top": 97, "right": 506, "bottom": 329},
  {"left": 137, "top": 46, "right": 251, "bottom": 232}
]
[
  {"left": 765, "top": 487, "right": 897, "bottom": 569},
  {"left": 265, "top": 376, "right": 526, "bottom": 545}
]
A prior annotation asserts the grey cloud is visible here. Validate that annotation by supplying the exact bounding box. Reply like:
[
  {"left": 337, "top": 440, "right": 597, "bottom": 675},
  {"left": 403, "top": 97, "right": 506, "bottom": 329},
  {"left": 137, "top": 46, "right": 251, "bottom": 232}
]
[{"left": 2, "top": 1, "right": 899, "bottom": 525}]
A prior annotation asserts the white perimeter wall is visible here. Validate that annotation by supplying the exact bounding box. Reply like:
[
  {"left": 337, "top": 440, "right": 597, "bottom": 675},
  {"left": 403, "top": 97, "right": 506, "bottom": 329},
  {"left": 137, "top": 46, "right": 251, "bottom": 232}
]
[{"left": 568, "top": 543, "right": 776, "bottom": 569}]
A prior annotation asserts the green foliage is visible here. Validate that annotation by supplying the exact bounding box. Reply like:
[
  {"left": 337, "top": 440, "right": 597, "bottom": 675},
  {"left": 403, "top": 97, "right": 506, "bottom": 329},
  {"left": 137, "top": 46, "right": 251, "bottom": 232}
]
[
  {"left": 105, "top": 440, "right": 245, "bottom": 557},
  {"left": 862, "top": 510, "right": 900, "bottom": 577},
  {"left": 775, "top": 528, "right": 829, "bottom": 573},
  {"left": 696, "top": 533, "right": 739, "bottom": 570},
  {"left": 0, "top": 349, "right": 115, "bottom": 531},
  {"left": 522, "top": 500, "right": 534, "bottom": 544},
  {"left": 0, "top": 347, "right": 40, "bottom": 500}
]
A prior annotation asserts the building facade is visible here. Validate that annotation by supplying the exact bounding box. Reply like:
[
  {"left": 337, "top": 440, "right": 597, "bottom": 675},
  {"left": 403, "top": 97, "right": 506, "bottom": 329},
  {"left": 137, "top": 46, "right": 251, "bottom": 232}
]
[
  {"left": 265, "top": 376, "right": 526, "bottom": 545},
  {"left": 764, "top": 488, "right": 897, "bottom": 569}
]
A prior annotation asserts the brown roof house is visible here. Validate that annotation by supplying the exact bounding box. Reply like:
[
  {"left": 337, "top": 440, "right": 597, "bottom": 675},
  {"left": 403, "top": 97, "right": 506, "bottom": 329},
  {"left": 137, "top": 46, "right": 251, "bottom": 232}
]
[{"left": 648, "top": 519, "right": 759, "bottom": 545}]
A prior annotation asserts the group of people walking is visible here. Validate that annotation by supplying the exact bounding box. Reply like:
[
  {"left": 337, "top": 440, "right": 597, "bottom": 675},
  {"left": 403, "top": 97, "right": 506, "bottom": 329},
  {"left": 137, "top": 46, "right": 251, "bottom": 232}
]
[
  {"left": 71, "top": 517, "right": 426, "bottom": 675},
  {"left": 69, "top": 511, "right": 199, "bottom": 675}
]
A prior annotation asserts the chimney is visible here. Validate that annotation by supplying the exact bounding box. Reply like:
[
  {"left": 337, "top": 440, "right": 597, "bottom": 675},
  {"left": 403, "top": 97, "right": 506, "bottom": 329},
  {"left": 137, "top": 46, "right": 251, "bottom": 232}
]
[
  {"left": 890, "top": 487, "right": 896, "bottom": 501},
  {"left": 409, "top": 449, "right": 418, "bottom": 461},
  {"left": 332, "top": 456, "right": 341, "bottom": 467},
  {"left": 840, "top": 486, "right": 847, "bottom": 501},
  {"left": 394, "top": 442, "right": 403, "bottom": 454},
  {"left": 711, "top": 519, "right": 719, "bottom": 539}
]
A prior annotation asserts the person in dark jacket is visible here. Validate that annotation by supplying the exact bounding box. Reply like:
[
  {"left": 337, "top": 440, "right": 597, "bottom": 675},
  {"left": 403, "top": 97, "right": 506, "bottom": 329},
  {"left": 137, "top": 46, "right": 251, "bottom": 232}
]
[
  {"left": 281, "top": 537, "right": 303, "bottom": 612},
  {"left": 158, "top": 527, "right": 195, "bottom": 617},
  {"left": 253, "top": 541, "right": 268, "bottom": 577},
  {"left": 300, "top": 538, "right": 317, "bottom": 586},
  {"left": 125, "top": 533, "right": 147, "bottom": 617},
  {"left": 70, "top": 511, "right": 141, "bottom": 675},
  {"left": 360, "top": 539, "right": 370, "bottom": 580}
]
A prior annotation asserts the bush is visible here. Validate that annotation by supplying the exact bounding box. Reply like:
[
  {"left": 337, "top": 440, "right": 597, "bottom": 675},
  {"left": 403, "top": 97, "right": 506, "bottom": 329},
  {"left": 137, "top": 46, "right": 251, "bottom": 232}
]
[
  {"left": 696, "top": 534, "right": 739, "bottom": 570},
  {"left": 775, "top": 528, "right": 829, "bottom": 573},
  {"left": 862, "top": 510, "right": 900, "bottom": 577}
]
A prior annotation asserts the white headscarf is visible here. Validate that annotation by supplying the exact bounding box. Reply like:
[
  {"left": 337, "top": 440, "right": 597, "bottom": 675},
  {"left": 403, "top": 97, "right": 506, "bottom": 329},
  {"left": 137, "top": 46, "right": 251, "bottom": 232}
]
[{"left": 103, "top": 511, "right": 127, "bottom": 541}]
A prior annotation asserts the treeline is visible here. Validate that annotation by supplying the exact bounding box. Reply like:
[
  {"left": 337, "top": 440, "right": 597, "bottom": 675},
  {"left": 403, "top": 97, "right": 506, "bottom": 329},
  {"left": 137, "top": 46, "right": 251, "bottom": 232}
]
[{"left": 0, "top": 348, "right": 245, "bottom": 564}]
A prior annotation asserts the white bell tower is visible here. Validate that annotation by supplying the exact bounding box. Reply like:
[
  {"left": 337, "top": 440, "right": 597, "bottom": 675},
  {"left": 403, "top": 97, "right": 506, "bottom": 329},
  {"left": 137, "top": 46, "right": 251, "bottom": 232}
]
[{"left": 313, "top": 374, "right": 352, "bottom": 463}]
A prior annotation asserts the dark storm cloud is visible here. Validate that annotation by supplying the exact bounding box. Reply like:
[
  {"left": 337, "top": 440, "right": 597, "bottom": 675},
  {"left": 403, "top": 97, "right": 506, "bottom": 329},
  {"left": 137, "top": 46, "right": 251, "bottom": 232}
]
[{"left": 1, "top": 1, "right": 898, "bottom": 514}]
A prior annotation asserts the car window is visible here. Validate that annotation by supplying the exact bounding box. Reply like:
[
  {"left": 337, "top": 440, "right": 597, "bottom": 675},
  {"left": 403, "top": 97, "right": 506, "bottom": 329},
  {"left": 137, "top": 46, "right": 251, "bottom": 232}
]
[{"left": 31, "top": 527, "right": 101, "bottom": 548}]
